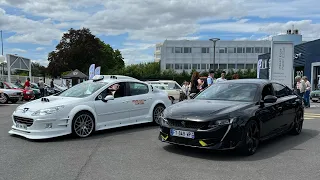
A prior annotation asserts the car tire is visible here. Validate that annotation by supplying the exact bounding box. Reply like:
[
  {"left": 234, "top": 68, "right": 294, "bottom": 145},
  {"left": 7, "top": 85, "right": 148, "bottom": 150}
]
[
  {"left": 289, "top": 110, "right": 303, "bottom": 135},
  {"left": 71, "top": 111, "right": 95, "bottom": 138},
  {"left": 0, "top": 94, "right": 9, "bottom": 104},
  {"left": 10, "top": 99, "right": 19, "bottom": 103},
  {"left": 238, "top": 120, "right": 260, "bottom": 156},
  {"left": 153, "top": 104, "right": 165, "bottom": 125}
]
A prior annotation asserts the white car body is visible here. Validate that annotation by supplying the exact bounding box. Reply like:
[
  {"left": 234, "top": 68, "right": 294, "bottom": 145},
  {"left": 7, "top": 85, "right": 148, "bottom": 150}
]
[
  {"left": 146, "top": 80, "right": 182, "bottom": 101},
  {"left": 8, "top": 75, "right": 172, "bottom": 139}
]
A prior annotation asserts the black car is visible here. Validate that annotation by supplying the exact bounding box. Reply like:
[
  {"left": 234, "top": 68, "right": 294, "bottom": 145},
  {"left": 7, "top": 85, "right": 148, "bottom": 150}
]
[{"left": 159, "top": 79, "right": 304, "bottom": 155}]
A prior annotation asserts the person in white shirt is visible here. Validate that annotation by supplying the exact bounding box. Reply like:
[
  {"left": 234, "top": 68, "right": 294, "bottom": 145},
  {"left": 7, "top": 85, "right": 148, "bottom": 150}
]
[
  {"left": 302, "top": 76, "right": 311, "bottom": 108},
  {"left": 216, "top": 71, "right": 227, "bottom": 83}
]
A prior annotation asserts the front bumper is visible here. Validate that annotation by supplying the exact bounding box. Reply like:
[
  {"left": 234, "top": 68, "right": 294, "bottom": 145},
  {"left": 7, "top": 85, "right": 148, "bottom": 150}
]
[
  {"left": 8, "top": 112, "right": 71, "bottom": 140},
  {"left": 159, "top": 124, "right": 243, "bottom": 150},
  {"left": 23, "top": 94, "right": 35, "bottom": 100}
]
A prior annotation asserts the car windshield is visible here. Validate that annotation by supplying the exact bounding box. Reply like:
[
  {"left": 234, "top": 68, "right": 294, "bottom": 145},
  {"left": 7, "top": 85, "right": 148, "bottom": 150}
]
[
  {"left": 153, "top": 84, "right": 168, "bottom": 90},
  {"left": 195, "top": 83, "right": 258, "bottom": 102},
  {"left": 6, "top": 82, "right": 19, "bottom": 89},
  {"left": 58, "top": 81, "right": 107, "bottom": 98}
]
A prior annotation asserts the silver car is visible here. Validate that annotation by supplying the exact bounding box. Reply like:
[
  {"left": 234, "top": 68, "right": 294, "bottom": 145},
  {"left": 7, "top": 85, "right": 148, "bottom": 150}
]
[{"left": 0, "top": 88, "right": 23, "bottom": 104}]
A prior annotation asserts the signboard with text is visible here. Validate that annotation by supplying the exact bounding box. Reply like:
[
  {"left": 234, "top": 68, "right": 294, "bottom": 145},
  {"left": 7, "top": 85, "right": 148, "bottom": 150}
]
[{"left": 269, "top": 41, "right": 294, "bottom": 88}]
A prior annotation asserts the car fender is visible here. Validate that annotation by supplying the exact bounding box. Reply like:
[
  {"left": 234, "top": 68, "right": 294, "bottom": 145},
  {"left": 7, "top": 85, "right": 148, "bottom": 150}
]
[
  {"left": 68, "top": 105, "right": 98, "bottom": 126},
  {"left": 147, "top": 98, "right": 171, "bottom": 116}
]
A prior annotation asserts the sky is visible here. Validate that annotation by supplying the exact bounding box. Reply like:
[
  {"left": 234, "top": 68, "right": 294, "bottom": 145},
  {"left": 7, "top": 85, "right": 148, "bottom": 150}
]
[{"left": 0, "top": 0, "right": 320, "bottom": 67}]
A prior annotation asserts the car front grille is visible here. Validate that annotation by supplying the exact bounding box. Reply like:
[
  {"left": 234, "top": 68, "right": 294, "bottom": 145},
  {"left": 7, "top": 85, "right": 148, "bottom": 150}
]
[
  {"left": 166, "top": 118, "right": 209, "bottom": 130},
  {"left": 13, "top": 116, "right": 34, "bottom": 127}
]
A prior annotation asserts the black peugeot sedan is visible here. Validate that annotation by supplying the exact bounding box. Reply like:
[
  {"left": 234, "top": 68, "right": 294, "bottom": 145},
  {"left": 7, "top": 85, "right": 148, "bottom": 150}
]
[{"left": 159, "top": 79, "right": 304, "bottom": 155}]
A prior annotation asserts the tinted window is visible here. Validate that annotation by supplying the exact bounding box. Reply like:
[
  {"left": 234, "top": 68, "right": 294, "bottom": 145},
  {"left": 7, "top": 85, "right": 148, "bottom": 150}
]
[
  {"left": 272, "top": 83, "right": 288, "bottom": 98},
  {"left": 59, "top": 81, "right": 107, "bottom": 98},
  {"left": 262, "top": 84, "right": 274, "bottom": 99},
  {"left": 195, "top": 83, "right": 258, "bottom": 102},
  {"left": 129, "top": 82, "right": 149, "bottom": 96}
]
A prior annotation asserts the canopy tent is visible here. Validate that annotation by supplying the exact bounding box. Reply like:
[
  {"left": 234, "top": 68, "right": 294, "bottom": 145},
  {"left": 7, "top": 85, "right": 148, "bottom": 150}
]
[{"left": 62, "top": 69, "right": 88, "bottom": 86}]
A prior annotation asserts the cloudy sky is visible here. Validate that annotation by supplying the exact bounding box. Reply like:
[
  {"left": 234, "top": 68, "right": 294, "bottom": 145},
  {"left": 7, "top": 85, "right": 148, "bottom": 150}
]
[{"left": 0, "top": 0, "right": 320, "bottom": 66}]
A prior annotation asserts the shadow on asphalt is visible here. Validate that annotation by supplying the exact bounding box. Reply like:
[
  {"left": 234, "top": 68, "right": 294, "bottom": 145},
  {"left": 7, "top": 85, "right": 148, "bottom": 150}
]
[{"left": 162, "top": 128, "right": 319, "bottom": 161}]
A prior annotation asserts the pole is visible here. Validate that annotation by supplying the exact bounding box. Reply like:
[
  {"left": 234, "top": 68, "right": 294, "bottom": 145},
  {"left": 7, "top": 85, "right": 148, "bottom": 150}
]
[
  {"left": 1, "top": 30, "right": 3, "bottom": 55},
  {"left": 213, "top": 42, "right": 216, "bottom": 70}
]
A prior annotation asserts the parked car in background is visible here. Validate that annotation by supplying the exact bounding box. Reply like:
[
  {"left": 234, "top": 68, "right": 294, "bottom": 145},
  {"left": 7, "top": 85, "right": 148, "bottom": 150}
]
[
  {"left": 146, "top": 80, "right": 184, "bottom": 103},
  {"left": 16, "top": 82, "right": 41, "bottom": 99},
  {"left": 44, "top": 83, "right": 67, "bottom": 96},
  {"left": 1, "top": 81, "right": 34, "bottom": 101},
  {"left": 310, "top": 90, "right": 320, "bottom": 102},
  {"left": 0, "top": 87, "right": 23, "bottom": 104}
]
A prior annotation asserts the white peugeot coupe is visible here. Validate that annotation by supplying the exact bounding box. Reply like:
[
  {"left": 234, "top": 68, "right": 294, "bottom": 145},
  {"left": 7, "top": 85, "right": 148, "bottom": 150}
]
[{"left": 9, "top": 75, "right": 172, "bottom": 139}]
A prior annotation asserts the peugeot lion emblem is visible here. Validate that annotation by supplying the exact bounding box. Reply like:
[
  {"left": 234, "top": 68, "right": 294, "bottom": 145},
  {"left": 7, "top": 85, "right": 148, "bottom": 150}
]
[
  {"left": 22, "top": 108, "right": 29, "bottom": 113},
  {"left": 181, "top": 121, "right": 186, "bottom": 127}
]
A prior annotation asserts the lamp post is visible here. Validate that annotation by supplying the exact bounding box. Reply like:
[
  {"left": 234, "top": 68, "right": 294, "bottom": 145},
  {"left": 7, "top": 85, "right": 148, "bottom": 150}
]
[{"left": 209, "top": 38, "right": 220, "bottom": 70}]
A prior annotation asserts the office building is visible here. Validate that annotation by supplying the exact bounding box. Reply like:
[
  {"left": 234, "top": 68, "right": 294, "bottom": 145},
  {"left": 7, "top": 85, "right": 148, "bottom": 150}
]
[
  {"left": 159, "top": 39, "right": 271, "bottom": 73},
  {"left": 154, "top": 43, "right": 162, "bottom": 62}
]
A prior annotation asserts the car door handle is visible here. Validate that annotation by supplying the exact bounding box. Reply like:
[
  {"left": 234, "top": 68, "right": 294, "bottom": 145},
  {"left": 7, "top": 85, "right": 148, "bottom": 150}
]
[
  {"left": 147, "top": 97, "right": 152, "bottom": 100},
  {"left": 122, "top": 100, "right": 129, "bottom": 103}
]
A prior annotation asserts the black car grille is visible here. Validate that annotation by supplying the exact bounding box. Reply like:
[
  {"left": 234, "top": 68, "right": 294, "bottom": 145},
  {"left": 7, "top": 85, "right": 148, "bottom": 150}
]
[
  {"left": 17, "top": 92, "right": 22, "bottom": 96},
  {"left": 166, "top": 118, "right": 209, "bottom": 130},
  {"left": 13, "top": 116, "right": 34, "bottom": 127}
]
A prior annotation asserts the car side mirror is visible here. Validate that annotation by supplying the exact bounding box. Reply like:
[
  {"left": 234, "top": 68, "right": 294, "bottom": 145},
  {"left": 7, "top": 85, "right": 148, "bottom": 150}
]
[
  {"left": 102, "top": 95, "right": 114, "bottom": 102},
  {"left": 263, "top": 95, "right": 277, "bottom": 103}
]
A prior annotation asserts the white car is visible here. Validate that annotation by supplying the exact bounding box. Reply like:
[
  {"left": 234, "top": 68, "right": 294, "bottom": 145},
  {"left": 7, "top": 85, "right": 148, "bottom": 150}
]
[
  {"left": 146, "top": 80, "right": 183, "bottom": 103},
  {"left": 8, "top": 75, "right": 172, "bottom": 139}
]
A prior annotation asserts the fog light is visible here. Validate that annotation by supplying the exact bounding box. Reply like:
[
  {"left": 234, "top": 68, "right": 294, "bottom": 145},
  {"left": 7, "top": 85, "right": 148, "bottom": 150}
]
[{"left": 45, "top": 123, "right": 52, "bottom": 128}]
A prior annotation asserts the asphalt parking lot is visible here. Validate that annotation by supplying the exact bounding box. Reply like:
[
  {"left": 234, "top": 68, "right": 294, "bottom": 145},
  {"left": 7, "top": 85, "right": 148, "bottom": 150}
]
[{"left": 1, "top": 102, "right": 320, "bottom": 180}]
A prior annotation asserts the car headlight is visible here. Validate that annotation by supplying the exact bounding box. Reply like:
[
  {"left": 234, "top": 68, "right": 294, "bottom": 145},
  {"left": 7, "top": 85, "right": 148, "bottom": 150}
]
[
  {"left": 31, "top": 105, "right": 65, "bottom": 116},
  {"left": 26, "top": 91, "right": 31, "bottom": 94},
  {"left": 208, "top": 118, "right": 236, "bottom": 128}
]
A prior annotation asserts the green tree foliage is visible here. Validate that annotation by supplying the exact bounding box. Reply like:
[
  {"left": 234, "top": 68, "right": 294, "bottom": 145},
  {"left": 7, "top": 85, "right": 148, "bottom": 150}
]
[
  {"left": 112, "top": 62, "right": 257, "bottom": 84},
  {"left": 47, "top": 28, "right": 125, "bottom": 77}
]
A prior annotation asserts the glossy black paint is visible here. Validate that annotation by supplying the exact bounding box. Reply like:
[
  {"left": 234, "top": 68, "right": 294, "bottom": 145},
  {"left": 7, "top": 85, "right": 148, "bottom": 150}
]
[{"left": 159, "top": 79, "right": 304, "bottom": 150}]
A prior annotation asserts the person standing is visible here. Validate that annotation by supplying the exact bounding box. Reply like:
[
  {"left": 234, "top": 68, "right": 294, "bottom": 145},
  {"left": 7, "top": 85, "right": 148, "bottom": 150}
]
[
  {"left": 24, "top": 78, "right": 31, "bottom": 90},
  {"left": 66, "top": 79, "right": 70, "bottom": 89},
  {"left": 181, "top": 81, "right": 190, "bottom": 100},
  {"left": 50, "top": 78, "right": 54, "bottom": 88},
  {"left": 38, "top": 78, "right": 45, "bottom": 97},
  {"left": 207, "top": 70, "right": 216, "bottom": 87},
  {"left": 302, "top": 76, "right": 311, "bottom": 108},
  {"left": 190, "top": 71, "right": 200, "bottom": 95},
  {"left": 216, "top": 71, "right": 227, "bottom": 83}
]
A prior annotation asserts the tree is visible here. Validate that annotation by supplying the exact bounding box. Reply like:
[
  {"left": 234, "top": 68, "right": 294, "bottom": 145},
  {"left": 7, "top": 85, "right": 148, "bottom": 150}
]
[{"left": 47, "top": 28, "right": 125, "bottom": 77}]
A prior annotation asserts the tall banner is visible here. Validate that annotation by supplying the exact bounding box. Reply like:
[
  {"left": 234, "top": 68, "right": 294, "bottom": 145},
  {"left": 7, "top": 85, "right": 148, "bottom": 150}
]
[
  {"left": 94, "top": 66, "right": 101, "bottom": 75},
  {"left": 89, "top": 64, "right": 95, "bottom": 79},
  {"left": 257, "top": 59, "right": 262, "bottom": 79}
]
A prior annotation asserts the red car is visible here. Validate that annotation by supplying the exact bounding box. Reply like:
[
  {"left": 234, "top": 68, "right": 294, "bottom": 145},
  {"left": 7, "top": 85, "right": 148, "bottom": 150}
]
[{"left": 2, "top": 82, "right": 34, "bottom": 101}]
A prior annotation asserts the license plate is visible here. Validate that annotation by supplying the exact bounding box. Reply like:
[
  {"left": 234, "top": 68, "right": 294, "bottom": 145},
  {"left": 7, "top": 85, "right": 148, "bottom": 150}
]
[
  {"left": 15, "top": 123, "right": 27, "bottom": 130},
  {"left": 170, "top": 129, "right": 195, "bottom": 139}
]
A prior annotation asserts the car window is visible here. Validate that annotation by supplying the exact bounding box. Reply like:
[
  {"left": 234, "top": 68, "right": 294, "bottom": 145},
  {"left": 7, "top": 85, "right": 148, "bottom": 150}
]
[
  {"left": 129, "top": 82, "right": 149, "bottom": 96},
  {"left": 272, "top": 83, "right": 288, "bottom": 98},
  {"left": 167, "top": 82, "right": 180, "bottom": 90},
  {"left": 0, "top": 82, "right": 4, "bottom": 89},
  {"left": 262, "top": 84, "right": 274, "bottom": 100},
  {"left": 97, "top": 82, "right": 127, "bottom": 100}
]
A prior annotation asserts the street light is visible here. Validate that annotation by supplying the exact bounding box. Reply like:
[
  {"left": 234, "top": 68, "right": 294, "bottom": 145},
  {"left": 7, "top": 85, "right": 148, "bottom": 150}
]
[{"left": 209, "top": 38, "right": 220, "bottom": 70}]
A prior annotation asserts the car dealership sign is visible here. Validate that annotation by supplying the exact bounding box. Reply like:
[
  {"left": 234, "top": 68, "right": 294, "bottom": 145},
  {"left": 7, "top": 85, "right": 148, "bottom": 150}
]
[{"left": 269, "top": 41, "right": 294, "bottom": 88}]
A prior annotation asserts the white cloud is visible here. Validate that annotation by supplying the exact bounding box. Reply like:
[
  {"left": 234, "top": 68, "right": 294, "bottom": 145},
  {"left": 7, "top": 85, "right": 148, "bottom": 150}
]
[
  {"left": 9, "top": 48, "right": 27, "bottom": 53},
  {"left": 35, "top": 47, "right": 45, "bottom": 51}
]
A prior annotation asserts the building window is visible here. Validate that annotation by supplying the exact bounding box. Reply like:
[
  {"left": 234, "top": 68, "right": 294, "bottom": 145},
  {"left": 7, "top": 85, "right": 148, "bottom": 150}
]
[
  {"left": 237, "top": 47, "right": 243, "bottom": 53},
  {"left": 246, "top": 64, "right": 254, "bottom": 69},
  {"left": 166, "top": 47, "right": 173, "bottom": 53},
  {"left": 219, "top": 48, "right": 225, "bottom": 53},
  {"left": 184, "top": 47, "right": 192, "bottom": 53},
  {"left": 255, "top": 47, "right": 262, "bottom": 53},
  {"left": 201, "top": 64, "right": 206, "bottom": 70},
  {"left": 228, "top": 47, "right": 236, "bottom": 53},
  {"left": 175, "top": 47, "right": 183, "bottom": 53},
  {"left": 201, "top": 47, "right": 209, "bottom": 53},
  {"left": 228, "top": 64, "right": 236, "bottom": 69},
  {"left": 192, "top": 64, "right": 200, "bottom": 69},
  {"left": 253, "top": 63, "right": 257, "bottom": 69},
  {"left": 175, "top": 64, "right": 183, "bottom": 69},
  {"left": 269, "top": 47, "right": 271, "bottom": 53},
  {"left": 156, "top": 46, "right": 161, "bottom": 51},
  {"left": 263, "top": 47, "right": 269, "bottom": 53},
  {"left": 166, "top": 64, "right": 172, "bottom": 69},
  {"left": 184, "top": 63, "right": 189, "bottom": 69},
  {"left": 237, "top": 64, "right": 245, "bottom": 69},
  {"left": 155, "top": 54, "right": 161, "bottom": 58},
  {"left": 219, "top": 64, "right": 227, "bottom": 69},
  {"left": 246, "top": 47, "right": 253, "bottom": 53}
]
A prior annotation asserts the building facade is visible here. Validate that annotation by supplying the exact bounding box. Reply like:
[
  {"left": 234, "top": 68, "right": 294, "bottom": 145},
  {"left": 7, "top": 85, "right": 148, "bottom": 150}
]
[
  {"left": 154, "top": 43, "right": 162, "bottom": 62},
  {"left": 160, "top": 40, "right": 271, "bottom": 73}
]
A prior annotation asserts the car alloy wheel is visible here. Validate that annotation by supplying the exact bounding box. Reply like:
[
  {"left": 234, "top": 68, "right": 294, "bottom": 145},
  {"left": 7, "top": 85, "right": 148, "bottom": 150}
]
[
  {"left": 290, "top": 110, "right": 303, "bottom": 135},
  {"left": 153, "top": 105, "right": 165, "bottom": 125},
  {"left": 240, "top": 120, "right": 260, "bottom": 155},
  {"left": 73, "top": 113, "right": 94, "bottom": 138},
  {"left": 0, "top": 94, "right": 8, "bottom": 104}
]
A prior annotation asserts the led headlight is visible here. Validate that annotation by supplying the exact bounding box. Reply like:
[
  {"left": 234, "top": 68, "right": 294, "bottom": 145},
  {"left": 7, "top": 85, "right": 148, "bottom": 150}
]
[
  {"left": 31, "top": 105, "right": 65, "bottom": 116},
  {"left": 208, "top": 118, "right": 236, "bottom": 128}
]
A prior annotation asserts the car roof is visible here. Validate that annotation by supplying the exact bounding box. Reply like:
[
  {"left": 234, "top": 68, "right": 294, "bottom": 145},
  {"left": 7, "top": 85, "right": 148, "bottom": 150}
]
[
  {"left": 219, "top": 79, "right": 280, "bottom": 86},
  {"left": 91, "top": 75, "right": 147, "bottom": 84},
  {"left": 146, "top": 80, "right": 177, "bottom": 83}
]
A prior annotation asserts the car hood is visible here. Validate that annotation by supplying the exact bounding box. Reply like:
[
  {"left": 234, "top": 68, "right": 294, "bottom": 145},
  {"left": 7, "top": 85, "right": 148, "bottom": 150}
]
[
  {"left": 17, "top": 96, "right": 82, "bottom": 112},
  {"left": 164, "top": 99, "right": 254, "bottom": 121}
]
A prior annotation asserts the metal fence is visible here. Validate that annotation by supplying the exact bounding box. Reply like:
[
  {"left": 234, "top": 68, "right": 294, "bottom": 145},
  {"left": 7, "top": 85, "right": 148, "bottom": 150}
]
[{"left": 0, "top": 75, "right": 64, "bottom": 86}]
